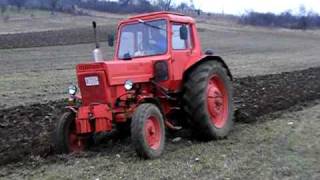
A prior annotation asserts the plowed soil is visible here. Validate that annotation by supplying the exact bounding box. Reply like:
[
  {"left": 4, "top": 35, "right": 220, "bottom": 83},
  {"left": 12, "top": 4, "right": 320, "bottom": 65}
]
[
  {"left": 0, "top": 26, "right": 115, "bottom": 49},
  {"left": 3, "top": 100, "right": 318, "bottom": 179},
  {"left": 0, "top": 67, "right": 319, "bottom": 167}
]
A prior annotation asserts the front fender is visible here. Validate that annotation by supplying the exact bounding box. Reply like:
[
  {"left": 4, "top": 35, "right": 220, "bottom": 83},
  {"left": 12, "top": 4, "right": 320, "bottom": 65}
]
[{"left": 65, "top": 106, "right": 78, "bottom": 113}]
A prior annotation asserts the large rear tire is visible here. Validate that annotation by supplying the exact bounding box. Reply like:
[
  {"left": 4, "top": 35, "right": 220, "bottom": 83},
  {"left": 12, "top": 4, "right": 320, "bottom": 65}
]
[
  {"left": 183, "top": 61, "right": 234, "bottom": 140},
  {"left": 54, "top": 111, "right": 90, "bottom": 153},
  {"left": 131, "top": 103, "right": 165, "bottom": 159}
]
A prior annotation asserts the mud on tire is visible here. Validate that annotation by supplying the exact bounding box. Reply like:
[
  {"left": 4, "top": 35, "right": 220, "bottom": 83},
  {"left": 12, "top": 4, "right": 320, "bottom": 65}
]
[
  {"left": 54, "top": 111, "right": 89, "bottom": 153},
  {"left": 131, "top": 103, "right": 165, "bottom": 159},
  {"left": 183, "top": 61, "right": 234, "bottom": 140}
]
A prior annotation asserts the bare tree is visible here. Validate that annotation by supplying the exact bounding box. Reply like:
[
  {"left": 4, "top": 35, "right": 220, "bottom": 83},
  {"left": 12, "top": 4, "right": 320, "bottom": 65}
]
[
  {"left": 176, "top": 2, "right": 188, "bottom": 12},
  {"left": 1, "top": 5, "right": 7, "bottom": 15},
  {"left": 119, "top": 0, "right": 131, "bottom": 6},
  {"left": 299, "top": 5, "right": 306, "bottom": 16},
  {"left": 157, "top": 0, "right": 172, "bottom": 11},
  {"left": 0, "top": 0, "right": 7, "bottom": 15},
  {"left": 189, "top": 0, "right": 195, "bottom": 10},
  {"left": 50, "top": 0, "right": 60, "bottom": 15},
  {"left": 298, "top": 5, "right": 307, "bottom": 30},
  {"left": 10, "top": 0, "right": 26, "bottom": 12},
  {"left": 196, "top": 9, "right": 201, "bottom": 16}
]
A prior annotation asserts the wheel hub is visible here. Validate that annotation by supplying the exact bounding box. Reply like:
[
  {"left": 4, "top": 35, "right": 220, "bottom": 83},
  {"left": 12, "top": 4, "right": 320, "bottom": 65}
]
[
  {"left": 68, "top": 131, "right": 85, "bottom": 152},
  {"left": 145, "top": 116, "right": 161, "bottom": 150},
  {"left": 207, "top": 75, "right": 228, "bottom": 128}
]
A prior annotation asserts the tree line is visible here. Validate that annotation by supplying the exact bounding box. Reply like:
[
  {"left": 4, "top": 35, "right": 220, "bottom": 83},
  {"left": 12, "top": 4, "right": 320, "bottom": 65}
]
[
  {"left": 0, "top": 0, "right": 197, "bottom": 14},
  {"left": 239, "top": 6, "right": 320, "bottom": 30},
  {"left": 1, "top": 0, "right": 320, "bottom": 29}
]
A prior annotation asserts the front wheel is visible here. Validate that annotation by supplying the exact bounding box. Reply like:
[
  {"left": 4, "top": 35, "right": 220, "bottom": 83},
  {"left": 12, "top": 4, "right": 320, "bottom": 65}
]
[
  {"left": 54, "top": 111, "right": 90, "bottom": 153},
  {"left": 131, "top": 103, "right": 165, "bottom": 159}
]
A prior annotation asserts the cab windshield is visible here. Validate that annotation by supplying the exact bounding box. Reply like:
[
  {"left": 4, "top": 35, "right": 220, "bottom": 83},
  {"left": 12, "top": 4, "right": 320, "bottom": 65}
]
[{"left": 118, "top": 19, "right": 167, "bottom": 60}]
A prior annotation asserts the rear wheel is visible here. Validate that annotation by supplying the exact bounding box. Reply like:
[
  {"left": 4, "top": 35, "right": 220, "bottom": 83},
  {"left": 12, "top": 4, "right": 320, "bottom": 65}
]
[
  {"left": 54, "top": 111, "right": 90, "bottom": 153},
  {"left": 183, "top": 61, "right": 234, "bottom": 140},
  {"left": 131, "top": 103, "right": 165, "bottom": 159}
]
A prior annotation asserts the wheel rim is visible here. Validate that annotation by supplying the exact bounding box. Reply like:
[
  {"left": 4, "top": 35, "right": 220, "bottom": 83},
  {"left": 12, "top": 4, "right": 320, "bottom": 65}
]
[
  {"left": 68, "top": 125, "right": 86, "bottom": 152},
  {"left": 144, "top": 116, "right": 161, "bottom": 150},
  {"left": 207, "top": 74, "right": 229, "bottom": 128}
]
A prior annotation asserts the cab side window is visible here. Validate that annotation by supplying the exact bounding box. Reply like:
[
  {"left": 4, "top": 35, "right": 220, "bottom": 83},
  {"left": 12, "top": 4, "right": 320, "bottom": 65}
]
[{"left": 172, "top": 24, "right": 192, "bottom": 50}]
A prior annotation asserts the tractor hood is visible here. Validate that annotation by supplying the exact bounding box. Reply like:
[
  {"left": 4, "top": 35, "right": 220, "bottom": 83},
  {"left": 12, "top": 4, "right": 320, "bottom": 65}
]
[
  {"left": 104, "top": 60, "right": 154, "bottom": 85},
  {"left": 76, "top": 60, "right": 154, "bottom": 86},
  {"left": 75, "top": 56, "right": 169, "bottom": 106}
]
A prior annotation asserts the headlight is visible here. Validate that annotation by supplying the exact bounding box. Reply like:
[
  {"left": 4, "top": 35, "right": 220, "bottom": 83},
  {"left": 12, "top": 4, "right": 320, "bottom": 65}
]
[
  {"left": 124, "top": 80, "right": 133, "bottom": 91},
  {"left": 68, "top": 85, "right": 78, "bottom": 95}
]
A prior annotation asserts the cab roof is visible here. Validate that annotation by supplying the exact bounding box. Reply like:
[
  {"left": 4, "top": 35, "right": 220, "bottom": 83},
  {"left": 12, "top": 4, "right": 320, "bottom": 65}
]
[{"left": 120, "top": 11, "right": 195, "bottom": 24}]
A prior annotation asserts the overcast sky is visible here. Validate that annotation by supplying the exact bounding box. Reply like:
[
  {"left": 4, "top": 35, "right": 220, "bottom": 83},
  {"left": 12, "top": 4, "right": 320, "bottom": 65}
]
[{"left": 174, "top": 0, "right": 320, "bottom": 15}]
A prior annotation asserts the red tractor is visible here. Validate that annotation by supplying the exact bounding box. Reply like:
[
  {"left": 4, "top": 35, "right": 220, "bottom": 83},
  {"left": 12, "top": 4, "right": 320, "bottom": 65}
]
[{"left": 54, "top": 12, "right": 234, "bottom": 159}]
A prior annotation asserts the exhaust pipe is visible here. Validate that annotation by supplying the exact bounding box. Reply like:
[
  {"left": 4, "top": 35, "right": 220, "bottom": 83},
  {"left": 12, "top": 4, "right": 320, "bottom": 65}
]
[{"left": 92, "top": 21, "right": 103, "bottom": 62}]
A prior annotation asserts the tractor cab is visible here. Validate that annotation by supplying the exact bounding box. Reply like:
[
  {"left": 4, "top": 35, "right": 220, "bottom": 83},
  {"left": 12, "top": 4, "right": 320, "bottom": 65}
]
[
  {"left": 113, "top": 11, "right": 201, "bottom": 60},
  {"left": 108, "top": 12, "right": 203, "bottom": 90}
]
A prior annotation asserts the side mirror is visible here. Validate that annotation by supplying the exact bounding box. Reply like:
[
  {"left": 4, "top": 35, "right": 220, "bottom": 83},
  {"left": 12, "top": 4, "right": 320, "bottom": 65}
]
[
  {"left": 107, "top": 34, "right": 114, "bottom": 47},
  {"left": 205, "top": 49, "right": 214, "bottom": 55},
  {"left": 154, "top": 61, "right": 169, "bottom": 82},
  {"left": 179, "top": 25, "right": 188, "bottom": 40}
]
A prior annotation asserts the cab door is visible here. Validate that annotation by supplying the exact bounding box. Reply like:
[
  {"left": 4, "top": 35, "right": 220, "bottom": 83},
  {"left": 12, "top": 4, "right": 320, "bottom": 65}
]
[{"left": 170, "top": 23, "right": 194, "bottom": 89}]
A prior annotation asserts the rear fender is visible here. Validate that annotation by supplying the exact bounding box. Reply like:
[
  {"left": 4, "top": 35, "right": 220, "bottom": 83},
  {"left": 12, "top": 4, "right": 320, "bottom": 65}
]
[{"left": 184, "top": 55, "right": 233, "bottom": 81}]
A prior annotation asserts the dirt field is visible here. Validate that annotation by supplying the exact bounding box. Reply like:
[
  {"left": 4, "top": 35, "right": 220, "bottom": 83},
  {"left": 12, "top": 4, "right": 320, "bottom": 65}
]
[
  {"left": 0, "top": 67, "right": 319, "bottom": 168},
  {"left": 0, "top": 9, "right": 123, "bottom": 35},
  {"left": 1, "top": 100, "right": 319, "bottom": 179},
  {"left": 1, "top": 10, "right": 320, "bottom": 179}
]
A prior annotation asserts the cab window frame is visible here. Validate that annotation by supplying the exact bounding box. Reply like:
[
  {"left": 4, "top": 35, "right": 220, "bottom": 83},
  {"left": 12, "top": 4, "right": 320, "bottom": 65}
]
[
  {"left": 117, "top": 18, "right": 169, "bottom": 60},
  {"left": 171, "top": 23, "right": 193, "bottom": 50}
]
